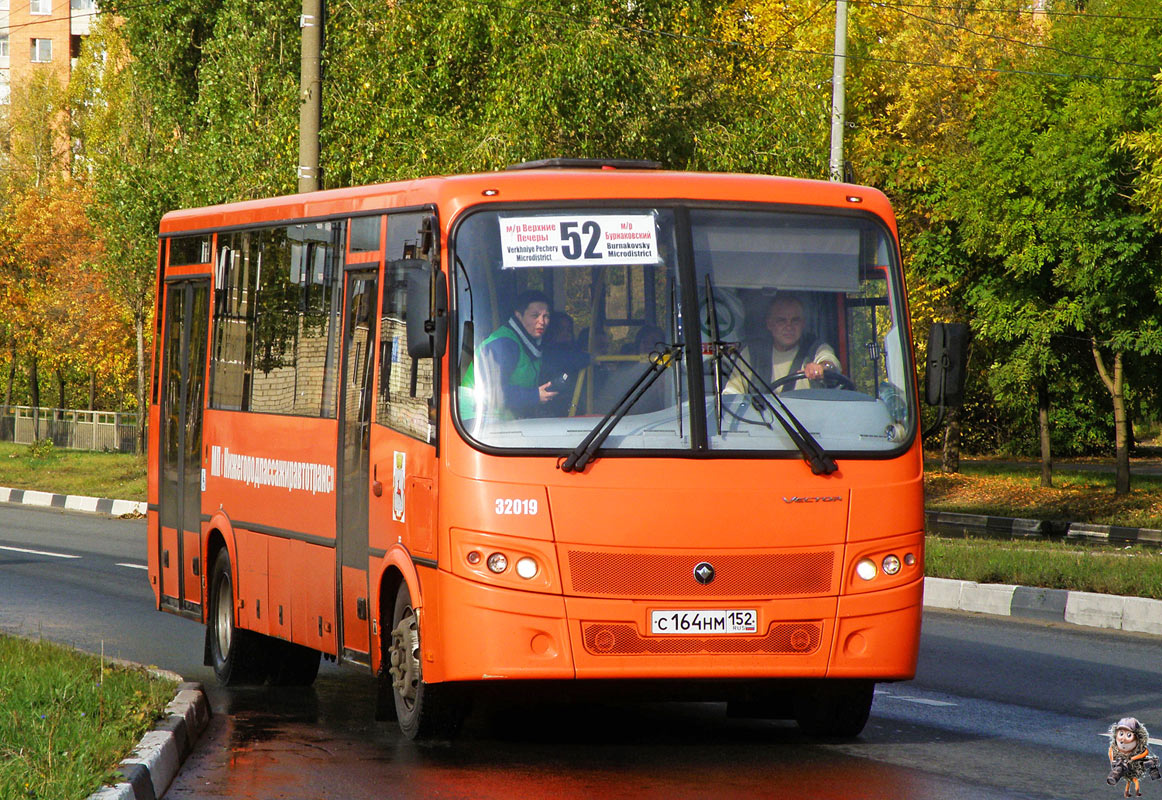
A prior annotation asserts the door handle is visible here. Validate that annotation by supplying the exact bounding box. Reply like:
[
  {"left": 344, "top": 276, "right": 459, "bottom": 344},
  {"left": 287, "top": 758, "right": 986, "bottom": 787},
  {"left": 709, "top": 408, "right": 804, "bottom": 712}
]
[{"left": 372, "top": 480, "right": 383, "bottom": 497}]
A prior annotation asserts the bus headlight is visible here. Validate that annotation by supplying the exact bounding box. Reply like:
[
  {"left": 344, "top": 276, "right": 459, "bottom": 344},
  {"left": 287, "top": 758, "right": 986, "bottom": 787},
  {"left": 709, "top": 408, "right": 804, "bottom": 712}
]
[
  {"left": 855, "top": 558, "right": 877, "bottom": 581},
  {"left": 487, "top": 553, "right": 509, "bottom": 574},
  {"left": 882, "top": 555, "right": 902, "bottom": 576},
  {"left": 516, "top": 557, "right": 538, "bottom": 580}
]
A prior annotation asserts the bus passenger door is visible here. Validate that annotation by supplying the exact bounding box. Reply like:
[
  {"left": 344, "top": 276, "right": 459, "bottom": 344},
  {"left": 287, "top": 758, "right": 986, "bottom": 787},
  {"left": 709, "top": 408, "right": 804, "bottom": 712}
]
[
  {"left": 158, "top": 279, "right": 209, "bottom": 618},
  {"left": 337, "top": 268, "right": 379, "bottom": 665}
]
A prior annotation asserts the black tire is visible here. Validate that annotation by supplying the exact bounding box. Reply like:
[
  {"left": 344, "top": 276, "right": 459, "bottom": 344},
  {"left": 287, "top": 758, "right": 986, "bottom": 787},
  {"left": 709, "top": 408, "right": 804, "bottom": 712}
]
[
  {"left": 207, "top": 553, "right": 270, "bottom": 686},
  {"left": 386, "top": 582, "right": 468, "bottom": 740},
  {"left": 794, "top": 680, "right": 874, "bottom": 739},
  {"left": 268, "top": 638, "right": 321, "bottom": 687}
]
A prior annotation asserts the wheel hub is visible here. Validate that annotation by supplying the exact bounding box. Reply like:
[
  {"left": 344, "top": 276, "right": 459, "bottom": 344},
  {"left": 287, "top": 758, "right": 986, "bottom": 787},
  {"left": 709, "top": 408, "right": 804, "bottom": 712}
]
[{"left": 389, "top": 607, "right": 420, "bottom": 707}]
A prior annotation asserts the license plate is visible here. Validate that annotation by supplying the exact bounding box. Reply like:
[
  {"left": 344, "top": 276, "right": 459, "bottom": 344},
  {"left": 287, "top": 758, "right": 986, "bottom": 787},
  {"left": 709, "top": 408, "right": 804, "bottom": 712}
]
[{"left": 650, "top": 609, "right": 758, "bottom": 635}]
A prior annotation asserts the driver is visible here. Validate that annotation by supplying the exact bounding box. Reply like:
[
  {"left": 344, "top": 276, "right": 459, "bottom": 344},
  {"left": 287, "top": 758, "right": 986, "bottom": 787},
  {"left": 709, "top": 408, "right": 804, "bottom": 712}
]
[{"left": 725, "top": 294, "right": 838, "bottom": 393}]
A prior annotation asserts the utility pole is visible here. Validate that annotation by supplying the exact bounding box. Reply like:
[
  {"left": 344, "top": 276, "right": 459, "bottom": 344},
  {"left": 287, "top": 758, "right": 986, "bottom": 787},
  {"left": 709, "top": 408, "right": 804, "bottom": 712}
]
[
  {"left": 828, "top": 0, "right": 848, "bottom": 182},
  {"left": 298, "top": 0, "right": 322, "bottom": 193}
]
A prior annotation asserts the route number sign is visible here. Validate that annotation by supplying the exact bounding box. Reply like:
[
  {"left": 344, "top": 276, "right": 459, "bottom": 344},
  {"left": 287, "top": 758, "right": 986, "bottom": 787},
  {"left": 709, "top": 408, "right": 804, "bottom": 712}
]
[{"left": 499, "top": 214, "right": 660, "bottom": 268}]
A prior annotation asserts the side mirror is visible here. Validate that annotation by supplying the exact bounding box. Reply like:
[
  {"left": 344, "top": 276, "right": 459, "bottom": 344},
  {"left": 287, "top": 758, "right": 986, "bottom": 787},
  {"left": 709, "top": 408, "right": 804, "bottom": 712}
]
[
  {"left": 925, "top": 322, "right": 968, "bottom": 407},
  {"left": 405, "top": 260, "right": 448, "bottom": 360}
]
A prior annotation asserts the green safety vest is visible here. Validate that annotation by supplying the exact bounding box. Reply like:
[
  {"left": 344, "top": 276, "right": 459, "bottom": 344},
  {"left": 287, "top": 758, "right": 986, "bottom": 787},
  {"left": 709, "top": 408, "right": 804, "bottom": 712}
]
[{"left": 460, "top": 321, "right": 541, "bottom": 420}]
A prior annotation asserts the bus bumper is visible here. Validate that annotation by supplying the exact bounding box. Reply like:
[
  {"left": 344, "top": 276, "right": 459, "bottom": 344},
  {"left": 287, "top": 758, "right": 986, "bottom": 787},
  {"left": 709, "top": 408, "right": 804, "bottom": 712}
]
[
  {"left": 428, "top": 571, "right": 921, "bottom": 684},
  {"left": 828, "top": 578, "right": 923, "bottom": 680}
]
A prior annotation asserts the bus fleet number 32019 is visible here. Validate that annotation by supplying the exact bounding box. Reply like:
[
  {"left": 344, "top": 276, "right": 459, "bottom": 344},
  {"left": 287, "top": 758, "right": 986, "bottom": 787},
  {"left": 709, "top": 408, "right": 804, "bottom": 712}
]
[{"left": 650, "top": 609, "right": 758, "bottom": 635}]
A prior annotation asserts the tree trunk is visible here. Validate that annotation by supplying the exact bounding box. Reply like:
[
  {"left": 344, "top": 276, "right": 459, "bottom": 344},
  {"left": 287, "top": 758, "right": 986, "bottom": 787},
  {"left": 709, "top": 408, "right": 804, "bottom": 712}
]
[
  {"left": 55, "top": 367, "right": 65, "bottom": 411},
  {"left": 88, "top": 372, "right": 96, "bottom": 411},
  {"left": 136, "top": 309, "right": 147, "bottom": 455},
  {"left": 1037, "top": 376, "right": 1052, "bottom": 488},
  {"left": 2, "top": 344, "right": 14, "bottom": 414},
  {"left": 942, "top": 406, "right": 961, "bottom": 474},
  {"left": 1093, "top": 341, "right": 1130, "bottom": 495}
]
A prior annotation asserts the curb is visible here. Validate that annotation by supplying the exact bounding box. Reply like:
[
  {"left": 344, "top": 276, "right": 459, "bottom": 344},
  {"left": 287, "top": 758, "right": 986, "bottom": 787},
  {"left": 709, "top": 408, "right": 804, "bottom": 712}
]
[
  {"left": 0, "top": 486, "right": 146, "bottom": 517},
  {"left": 925, "top": 510, "right": 1162, "bottom": 546},
  {"left": 923, "top": 577, "right": 1162, "bottom": 636},
  {"left": 87, "top": 680, "right": 211, "bottom": 800}
]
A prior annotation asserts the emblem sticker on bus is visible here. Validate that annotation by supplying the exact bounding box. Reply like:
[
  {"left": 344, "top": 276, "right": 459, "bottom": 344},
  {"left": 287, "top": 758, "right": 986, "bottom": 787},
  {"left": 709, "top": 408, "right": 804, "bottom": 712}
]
[{"left": 498, "top": 214, "right": 659, "bottom": 269}]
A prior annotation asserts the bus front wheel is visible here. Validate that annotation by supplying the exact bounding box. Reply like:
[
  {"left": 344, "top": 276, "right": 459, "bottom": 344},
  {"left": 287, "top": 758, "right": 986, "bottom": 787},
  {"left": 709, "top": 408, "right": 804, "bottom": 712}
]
[
  {"left": 207, "top": 553, "right": 269, "bottom": 686},
  {"left": 794, "top": 680, "right": 874, "bottom": 739},
  {"left": 386, "top": 582, "right": 468, "bottom": 740}
]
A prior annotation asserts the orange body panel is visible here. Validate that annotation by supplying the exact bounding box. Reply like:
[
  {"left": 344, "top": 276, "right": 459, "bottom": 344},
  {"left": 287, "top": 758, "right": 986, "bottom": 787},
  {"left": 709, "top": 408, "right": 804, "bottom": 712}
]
[{"left": 149, "top": 168, "right": 924, "bottom": 692}]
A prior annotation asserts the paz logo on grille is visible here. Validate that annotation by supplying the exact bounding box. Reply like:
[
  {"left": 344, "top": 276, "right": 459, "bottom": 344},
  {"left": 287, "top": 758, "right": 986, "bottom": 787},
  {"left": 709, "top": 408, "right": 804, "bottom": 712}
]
[{"left": 693, "top": 562, "right": 716, "bottom": 585}]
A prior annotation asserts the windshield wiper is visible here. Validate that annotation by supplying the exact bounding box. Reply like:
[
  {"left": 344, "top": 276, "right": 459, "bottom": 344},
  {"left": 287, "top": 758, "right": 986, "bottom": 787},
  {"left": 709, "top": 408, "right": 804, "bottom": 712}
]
[
  {"left": 560, "top": 344, "right": 683, "bottom": 473},
  {"left": 722, "top": 346, "right": 838, "bottom": 476}
]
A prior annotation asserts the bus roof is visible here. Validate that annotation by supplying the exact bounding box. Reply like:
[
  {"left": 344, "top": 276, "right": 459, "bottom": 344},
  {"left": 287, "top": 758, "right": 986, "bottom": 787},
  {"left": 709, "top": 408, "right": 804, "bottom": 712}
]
[{"left": 157, "top": 169, "right": 895, "bottom": 236}]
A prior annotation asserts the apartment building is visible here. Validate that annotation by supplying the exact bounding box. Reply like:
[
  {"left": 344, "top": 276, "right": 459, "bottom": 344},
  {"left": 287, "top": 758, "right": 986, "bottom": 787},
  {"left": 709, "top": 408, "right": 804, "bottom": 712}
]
[{"left": 0, "top": 0, "right": 97, "bottom": 103}]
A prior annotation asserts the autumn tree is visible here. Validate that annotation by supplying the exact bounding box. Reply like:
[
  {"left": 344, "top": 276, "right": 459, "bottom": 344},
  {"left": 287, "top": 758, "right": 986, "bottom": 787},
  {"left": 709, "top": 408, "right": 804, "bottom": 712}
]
[{"left": 941, "top": 0, "right": 1162, "bottom": 493}]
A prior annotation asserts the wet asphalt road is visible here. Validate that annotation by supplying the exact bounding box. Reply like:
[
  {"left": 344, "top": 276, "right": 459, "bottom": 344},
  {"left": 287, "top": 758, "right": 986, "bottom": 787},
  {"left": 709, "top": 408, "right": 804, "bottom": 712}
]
[{"left": 0, "top": 503, "right": 1154, "bottom": 799}]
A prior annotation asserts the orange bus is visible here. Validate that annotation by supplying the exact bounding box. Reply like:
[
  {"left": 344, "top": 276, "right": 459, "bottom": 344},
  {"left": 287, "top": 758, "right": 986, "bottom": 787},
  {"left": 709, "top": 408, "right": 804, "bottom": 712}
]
[{"left": 148, "top": 159, "right": 940, "bottom": 740}]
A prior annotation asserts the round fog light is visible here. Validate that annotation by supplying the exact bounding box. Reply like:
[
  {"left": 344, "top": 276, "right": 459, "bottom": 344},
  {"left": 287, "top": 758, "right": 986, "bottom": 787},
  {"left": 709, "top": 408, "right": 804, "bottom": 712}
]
[
  {"left": 904, "top": 552, "right": 916, "bottom": 566},
  {"left": 882, "top": 554, "right": 901, "bottom": 575},
  {"left": 856, "top": 558, "right": 877, "bottom": 581},
  {"left": 516, "top": 557, "right": 538, "bottom": 579},
  {"left": 487, "top": 552, "right": 508, "bottom": 574},
  {"left": 466, "top": 550, "right": 482, "bottom": 565}
]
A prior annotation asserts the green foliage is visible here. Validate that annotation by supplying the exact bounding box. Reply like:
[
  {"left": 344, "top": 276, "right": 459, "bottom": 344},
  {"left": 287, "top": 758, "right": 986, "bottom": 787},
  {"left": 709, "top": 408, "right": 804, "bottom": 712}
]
[
  {"left": 26, "top": 438, "right": 56, "bottom": 460},
  {"left": 38, "top": 0, "right": 1162, "bottom": 460}
]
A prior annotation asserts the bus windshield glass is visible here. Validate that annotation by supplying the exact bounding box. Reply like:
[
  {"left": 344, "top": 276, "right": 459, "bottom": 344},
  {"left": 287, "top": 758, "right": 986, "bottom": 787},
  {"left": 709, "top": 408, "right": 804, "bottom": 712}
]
[{"left": 452, "top": 205, "right": 914, "bottom": 456}]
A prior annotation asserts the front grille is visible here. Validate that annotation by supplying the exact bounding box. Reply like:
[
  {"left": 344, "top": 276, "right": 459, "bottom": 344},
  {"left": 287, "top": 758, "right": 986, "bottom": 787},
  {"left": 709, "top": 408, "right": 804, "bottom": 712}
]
[
  {"left": 566, "top": 550, "right": 834, "bottom": 598},
  {"left": 581, "top": 621, "right": 823, "bottom": 656}
]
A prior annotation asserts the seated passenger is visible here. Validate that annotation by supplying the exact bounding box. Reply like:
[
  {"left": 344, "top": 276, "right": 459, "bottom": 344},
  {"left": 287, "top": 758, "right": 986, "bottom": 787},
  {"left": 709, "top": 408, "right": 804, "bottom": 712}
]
[
  {"left": 725, "top": 295, "right": 838, "bottom": 394},
  {"left": 540, "top": 312, "right": 589, "bottom": 416},
  {"left": 460, "top": 290, "right": 557, "bottom": 420}
]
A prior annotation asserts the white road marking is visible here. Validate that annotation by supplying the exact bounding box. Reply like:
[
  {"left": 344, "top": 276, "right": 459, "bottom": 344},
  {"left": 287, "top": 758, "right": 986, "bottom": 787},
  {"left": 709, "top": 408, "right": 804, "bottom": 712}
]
[
  {"left": 891, "top": 696, "right": 959, "bottom": 707},
  {"left": 116, "top": 563, "right": 148, "bottom": 570},
  {"left": 0, "top": 544, "right": 81, "bottom": 559}
]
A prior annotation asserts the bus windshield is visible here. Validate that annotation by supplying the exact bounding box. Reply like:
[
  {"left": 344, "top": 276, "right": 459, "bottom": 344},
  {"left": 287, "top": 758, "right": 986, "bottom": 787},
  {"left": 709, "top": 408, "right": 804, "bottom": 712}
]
[{"left": 452, "top": 204, "right": 914, "bottom": 456}]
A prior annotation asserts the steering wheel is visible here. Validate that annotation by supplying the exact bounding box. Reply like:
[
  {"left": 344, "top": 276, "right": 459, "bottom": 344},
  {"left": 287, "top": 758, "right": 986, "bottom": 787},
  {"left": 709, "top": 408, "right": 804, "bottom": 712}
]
[{"left": 765, "top": 369, "right": 856, "bottom": 392}]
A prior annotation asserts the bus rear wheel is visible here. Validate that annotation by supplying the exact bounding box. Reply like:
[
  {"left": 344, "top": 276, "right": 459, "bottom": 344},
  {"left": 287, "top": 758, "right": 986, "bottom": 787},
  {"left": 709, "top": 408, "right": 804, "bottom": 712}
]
[
  {"left": 207, "top": 552, "right": 269, "bottom": 686},
  {"left": 794, "top": 680, "right": 874, "bottom": 739},
  {"left": 386, "top": 582, "right": 468, "bottom": 740},
  {"left": 268, "top": 639, "right": 321, "bottom": 687}
]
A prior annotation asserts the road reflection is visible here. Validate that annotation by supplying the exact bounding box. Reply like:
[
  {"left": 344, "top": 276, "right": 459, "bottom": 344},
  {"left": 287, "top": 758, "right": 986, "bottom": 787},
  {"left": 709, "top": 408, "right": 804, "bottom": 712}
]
[{"left": 167, "top": 670, "right": 1015, "bottom": 800}]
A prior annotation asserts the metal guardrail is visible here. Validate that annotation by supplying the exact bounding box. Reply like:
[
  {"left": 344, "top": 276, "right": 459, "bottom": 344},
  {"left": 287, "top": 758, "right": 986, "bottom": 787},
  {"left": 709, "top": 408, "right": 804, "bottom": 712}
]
[{"left": 0, "top": 406, "right": 140, "bottom": 453}]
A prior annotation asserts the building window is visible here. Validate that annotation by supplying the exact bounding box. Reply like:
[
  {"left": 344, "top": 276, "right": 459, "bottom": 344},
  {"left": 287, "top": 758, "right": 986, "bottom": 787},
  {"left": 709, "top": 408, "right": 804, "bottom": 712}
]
[
  {"left": 30, "top": 0, "right": 49, "bottom": 13},
  {"left": 0, "top": 35, "right": 8, "bottom": 58},
  {"left": 30, "top": 39, "right": 51, "bottom": 62}
]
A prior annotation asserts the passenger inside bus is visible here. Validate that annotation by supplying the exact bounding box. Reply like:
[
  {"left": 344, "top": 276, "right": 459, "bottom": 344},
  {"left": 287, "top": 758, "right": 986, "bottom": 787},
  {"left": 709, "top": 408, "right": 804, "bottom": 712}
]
[
  {"left": 459, "top": 290, "right": 558, "bottom": 419},
  {"left": 724, "top": 294, "right": 838, "bottom": 394},
  {"left": 540, "top": 312, "right": 589, "bottom": 416}
]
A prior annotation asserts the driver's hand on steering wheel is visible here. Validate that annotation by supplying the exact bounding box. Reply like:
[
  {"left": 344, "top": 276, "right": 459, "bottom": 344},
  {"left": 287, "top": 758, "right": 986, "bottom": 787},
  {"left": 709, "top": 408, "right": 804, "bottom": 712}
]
[{"left": 802, "top": 361, "right": 833, "bottom": 381}]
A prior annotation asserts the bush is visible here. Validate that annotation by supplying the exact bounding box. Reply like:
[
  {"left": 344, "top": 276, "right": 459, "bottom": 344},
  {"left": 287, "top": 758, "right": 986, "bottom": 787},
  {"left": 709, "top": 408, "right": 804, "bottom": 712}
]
[{"left": 27, "top": 439, "right": 56, "bottom": 460}]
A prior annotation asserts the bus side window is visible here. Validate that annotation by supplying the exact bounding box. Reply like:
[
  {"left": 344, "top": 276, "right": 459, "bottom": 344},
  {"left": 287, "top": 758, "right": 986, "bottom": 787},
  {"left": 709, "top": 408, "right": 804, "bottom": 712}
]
[{"left": 376, "top": 213, "right": 436, "bottom": 444}]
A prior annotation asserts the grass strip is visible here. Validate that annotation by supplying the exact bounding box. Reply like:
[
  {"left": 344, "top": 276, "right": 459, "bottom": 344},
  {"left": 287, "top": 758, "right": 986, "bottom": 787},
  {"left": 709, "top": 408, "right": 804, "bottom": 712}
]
[
  {"left": 0, "top": 442, "right": 146, "bottom": 502},
  {"left": 0, "top": 635, "right": 177, "bottom": 800},
  {"left": 926, "top": 536, "right": 1162, "bottom": 599}
]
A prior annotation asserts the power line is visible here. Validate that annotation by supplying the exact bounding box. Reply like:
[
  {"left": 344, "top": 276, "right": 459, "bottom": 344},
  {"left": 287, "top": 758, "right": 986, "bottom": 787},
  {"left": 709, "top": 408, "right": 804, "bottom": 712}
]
[
  {"left": 422, "top": 0, "right": 1159, "bottom": 84},
  {"left": 863, "top": 0, "right": 1162, "bottom": 73},
  {"left": 850, "top": 0, "right": 1162, "bottom": 22}
]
